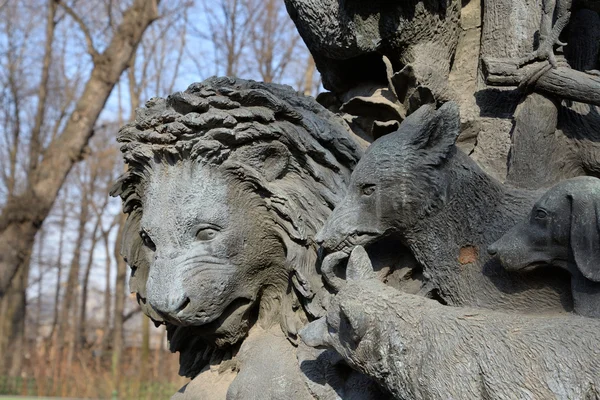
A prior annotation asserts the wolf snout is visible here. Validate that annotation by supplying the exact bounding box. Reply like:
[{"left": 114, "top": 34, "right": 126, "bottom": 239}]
[{"left": 315, "top": 226, "right": 344, "bottom": 252}]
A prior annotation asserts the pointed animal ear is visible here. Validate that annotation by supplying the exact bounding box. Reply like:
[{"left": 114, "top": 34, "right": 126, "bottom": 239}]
[
  {"left": 570, "top": 194, "right": 600, "bottom": 282},
  {"left": 407, "top": 101, "right": 461, "bottom": 164},
  {"left": 346, "top": 246, "right": 376, "bottom": 281},
  {"left": 232, "top": 142, "right": 291, "bottom": 182}
]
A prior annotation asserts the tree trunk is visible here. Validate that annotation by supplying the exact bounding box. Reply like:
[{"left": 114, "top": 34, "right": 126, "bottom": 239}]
[
  {"left": 0, "top": 0, "right": 160, "bottom": 374},
  {"left": 140, "top": 315, "right": 150, "bottom": 382},
  {"left": 54, "top": 185, "right": 90, "bottom": 374},
  {"left": 29, "top": 0, "right": 57, "bottom": 176},
  {"left": 154, "top": 326, "right": 166, "bottom": 378},
  {"left": 0, "top": 211, "right": 37, "bottom": 376},
  {"left": 101, "top": 228, "right": 112, "bottom": 355},
  {"left": 47, "top": 194, "right": 68, "bottom": 350},
  {"left": 35, "top": 228, "right": 46, "bottom": 336},
  {"left": 0, "top": 253, "right": 30, "bottom": 376},
  {"left": 112, "top": 212, "right": 127, "bottom": 393},
  {"left": 303, "top": 55, "right": 316, "bottom": 96},
  {"left": 77, "top": 217, "right": 101, "bottom": 350}
]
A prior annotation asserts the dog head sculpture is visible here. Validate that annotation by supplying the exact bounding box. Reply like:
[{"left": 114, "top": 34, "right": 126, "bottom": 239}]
[
  {"left": 489, "top": 176, "right": 600, "bottom": 317},
  {"left": 488, "top": 176, "right": 600, "bottom": 281}
]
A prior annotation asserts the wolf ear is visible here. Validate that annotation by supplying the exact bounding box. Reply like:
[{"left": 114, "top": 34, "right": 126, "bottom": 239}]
[
  {"left": 407, "top": 101, "right": 460, "bottom": 164},
  {"left": 570, "top": 194, "right": 600, "bottom": 282}
]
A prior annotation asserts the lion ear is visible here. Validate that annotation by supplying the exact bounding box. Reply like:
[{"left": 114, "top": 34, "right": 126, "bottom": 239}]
[
  {"left": 232, "top": 142, "right": 291, "bottom": 181},
  {"left": 570, "top": 194, "right": 600, "bottom": 282}
]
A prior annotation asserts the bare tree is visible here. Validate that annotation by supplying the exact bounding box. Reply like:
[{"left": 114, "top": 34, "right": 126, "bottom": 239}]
[
  {"left": 54, "top": 163, "right": 93, "bottom": 372},
  {"left": 248, "top": 0, "right": 300, "bottom": 83},
  {"left": 0, "top": 0, "right": 161, "bottom": 374},
  {"left": 46, "top": 188, "right": 69, "bottom": 347},
  {"left": 140, "top": 315, "right": 151, "bottom": 381},
  {"left": 190, "top": 0, "right": 312, "bottom": 90},
  {"left": 195, "top": 0, "right": 260, "bottom": 77},
  {"left": 78, "top": 216, "right": 101, "bottom": 349},
  {"left": 34, "top": 227, "right": 47, "bottom": 335},
  {"left": 0, "top": 0, "right": 326, "bottom": 392},
  {"left": 300, "top": 54, "right": 319, "bottom": 97},
  {"left": 77, "top": 136, "right": 119, "bottom": 352},
  {"left": 99, "top": 219, "right": 115, "bottom": 354},
  {"left": 111, "top": 211, "right": 127, "bottom": 390}
]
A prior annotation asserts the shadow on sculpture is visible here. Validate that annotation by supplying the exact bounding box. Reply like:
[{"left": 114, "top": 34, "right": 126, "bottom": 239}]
[
  {"left": 489, "top": 176, "right": 600, "bottom": 318},
  {"left": 284, "top": 0, "right": 461, "bottom": 97},
  {"left": 483, "top": 7, "right": 600, "bottom": 188},
  {"left": 285, "top": 0, "right": 462, "bottom": 142}
]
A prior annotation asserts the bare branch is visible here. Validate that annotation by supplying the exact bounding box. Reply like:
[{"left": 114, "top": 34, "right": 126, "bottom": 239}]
[
  {"left": 29, "top": 0, "right": 57, "bottom": 177},
  {"left": 56, "top": 0, "right": 100, "bottom": 60},
  {"left": 123, "top": 306, "right": 142, "bottom": 322},
  {"left": 167, "top": 17, "right": 187, "bottom": 93},
  {"left": 483, "top": 58, "right": 600, "bottom": 106}
]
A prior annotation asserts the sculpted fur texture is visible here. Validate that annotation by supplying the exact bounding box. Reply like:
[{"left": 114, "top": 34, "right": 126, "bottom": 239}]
[
  {"left": 302, "top": 275, "right": 600, "bottom": 400},
  {"left": 111, "top": 77, "right": 368, "bottom": 396},
  {"left": 317, "top": 102, "right": 572, "bottom": 312}
]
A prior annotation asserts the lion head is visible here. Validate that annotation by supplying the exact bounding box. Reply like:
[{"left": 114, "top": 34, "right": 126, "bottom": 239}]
[{"left": 111, "top": 77, "right": 362, "bottom": 377}]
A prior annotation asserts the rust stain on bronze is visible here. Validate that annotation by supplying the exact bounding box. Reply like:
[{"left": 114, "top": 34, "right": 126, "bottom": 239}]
[{"left": 458, "top": 246, "right": 478, "bottom": 265}]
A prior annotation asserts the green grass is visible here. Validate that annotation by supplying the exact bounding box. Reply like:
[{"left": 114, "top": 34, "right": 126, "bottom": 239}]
[
  {"left": 0, "top": 374, "right": 179, "bottom": 399},
  {"left": 0, "top": 397, "right": 38, "bottom": 399},
  {"left": 0, "top": 397, "right": 79, "bottom": 399}
]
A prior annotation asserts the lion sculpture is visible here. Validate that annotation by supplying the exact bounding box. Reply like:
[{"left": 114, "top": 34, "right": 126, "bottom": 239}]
[{"left": 111, "top": 77, "right": 389, "bottom": 399}]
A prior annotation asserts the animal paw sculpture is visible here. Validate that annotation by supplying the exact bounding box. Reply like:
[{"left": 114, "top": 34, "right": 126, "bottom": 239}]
[
  {"left": 519, "top": 0, "right": 572, "bottom": 68},
  {"left": 301, "top": 245, "right": 600, "bottom": 400},
  {"left": 489, "top": 176, "right": 600, "bottom": 318}
]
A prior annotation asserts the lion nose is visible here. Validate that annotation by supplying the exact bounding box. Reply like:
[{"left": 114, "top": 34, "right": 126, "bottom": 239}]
[{"left": 150, "top": 295, "right": 191, "bottom": 317}]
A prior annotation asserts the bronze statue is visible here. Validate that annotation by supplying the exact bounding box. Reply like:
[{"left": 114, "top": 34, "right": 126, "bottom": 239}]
[{"left": 112, "top": 1, "right": 600, "bottom": 398}]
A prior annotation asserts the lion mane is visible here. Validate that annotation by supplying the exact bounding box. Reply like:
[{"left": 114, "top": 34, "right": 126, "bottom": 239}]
[{"left": 111, "top": 77, "right": 362, "bottom": 377}]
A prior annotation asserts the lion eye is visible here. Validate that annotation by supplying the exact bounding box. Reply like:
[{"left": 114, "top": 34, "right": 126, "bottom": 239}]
[
  {"left": 196, "top": 227, "right": 218, "bottom": 241},
  {"left": 535, "top": 209, "right": 548, "bottom": 220},
  {"left": 139, "top": 230, "right": 156, "bottom": 251},
  {"left": 361, "top": 184, "right": 376, "bottom": 196}
]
